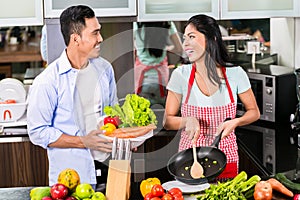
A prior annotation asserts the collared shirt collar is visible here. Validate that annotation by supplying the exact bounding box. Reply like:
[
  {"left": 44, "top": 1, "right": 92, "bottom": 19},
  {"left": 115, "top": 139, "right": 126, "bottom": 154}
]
[{"left": 58, "top": 49, "right": 75, "bottom": 75}]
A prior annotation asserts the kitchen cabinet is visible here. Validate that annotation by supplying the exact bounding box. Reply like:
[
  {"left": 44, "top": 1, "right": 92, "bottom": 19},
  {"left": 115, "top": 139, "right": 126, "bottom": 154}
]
[
  {"left": 138, "top": 0, "right": 219, "bottom": 22},
  {"left": 138, "top": 0, "right": 299, "bottom": 21},
  {"left": 0, "top": 0, "right": 43, "bottom": 27},
  {"left": 221, "top": 0, "right": 300, "bottom": 19},
  {"left": 44, "top": 0, "right": 136, "bottom": 18},
  {"left": 0, "top": 137, "right": 48, "bottom": 187}
]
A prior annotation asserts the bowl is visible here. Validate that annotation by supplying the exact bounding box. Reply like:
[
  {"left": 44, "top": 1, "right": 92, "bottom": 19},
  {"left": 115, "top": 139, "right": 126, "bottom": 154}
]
[{"left": 0, "top": 102, "right": 27, "bottom": 122}]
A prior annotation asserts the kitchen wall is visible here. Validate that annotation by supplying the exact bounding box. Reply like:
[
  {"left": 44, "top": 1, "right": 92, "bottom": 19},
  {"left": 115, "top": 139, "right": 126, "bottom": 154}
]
[{"left": 270, "top": 17, "right": 300, "bottom": 69}]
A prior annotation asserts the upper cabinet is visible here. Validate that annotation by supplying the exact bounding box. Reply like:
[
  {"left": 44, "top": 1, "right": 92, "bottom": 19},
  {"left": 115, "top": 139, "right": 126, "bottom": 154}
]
[
  {"left": 221, "top": 0, "right": 300, "bottom": 19},
  {"left": 44, "top": 0, "right": 136, "bottom": 18},
  {"left": 138, "top": 0, "right": 219, "bottom": 21},
  {"left": 0, "top": 0, "right": 43, "bottom": 27},
  {"left": 138, "top": 0, "right": 300, "bottom": 21}
]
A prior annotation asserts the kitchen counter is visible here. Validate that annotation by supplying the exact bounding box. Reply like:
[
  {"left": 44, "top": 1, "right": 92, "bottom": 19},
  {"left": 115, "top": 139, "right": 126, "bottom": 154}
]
[
  {"left": 0, "top": 187, "right": 33, "bottom": 200},
  {"left": 0, "top": 38, "right": 42, "bottom": 63}
]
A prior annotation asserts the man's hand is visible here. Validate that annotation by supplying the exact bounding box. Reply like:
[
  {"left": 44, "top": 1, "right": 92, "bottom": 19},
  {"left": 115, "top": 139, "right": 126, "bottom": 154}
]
[{"left": 80, "top": 130, "right": 113, "bottom": 152}]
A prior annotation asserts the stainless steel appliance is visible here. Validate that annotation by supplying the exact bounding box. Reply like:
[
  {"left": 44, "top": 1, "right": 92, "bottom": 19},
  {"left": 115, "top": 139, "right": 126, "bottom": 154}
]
[
  {"left": 236, "top": 123, "right": 297, "bottom": 175},
  {"left": 236, "top": 64, "right": 297, "bottom": 123},
  {"left": 223, "top": 34, "right": 257, "bottom": 53}
]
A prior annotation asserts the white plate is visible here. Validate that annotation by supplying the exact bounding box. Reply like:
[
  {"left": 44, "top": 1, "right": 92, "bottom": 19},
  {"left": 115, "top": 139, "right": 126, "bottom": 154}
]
[
  {"left": 0, "top": 78, "right": 26, "bottom": 103},
  {"left": 162, "top": 180, "right": 210, "bottom": 194},
  {"left": 98, "top": 129, "right": 154, "bottom": 148},
  {"left": 97, "top": 115, "right": 154, "bottom": 148}
]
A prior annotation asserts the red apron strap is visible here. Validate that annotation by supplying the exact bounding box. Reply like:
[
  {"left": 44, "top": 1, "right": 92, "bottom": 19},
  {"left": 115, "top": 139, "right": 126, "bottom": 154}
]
[
  {"left": 221, "top": 67, "right": 235, "bottom": 103},
  {"left": 184, "top": 63, "right": 196, "bottom": 104},
  {"left": 136, "top": 66, "right": 165, "bottom": 97}
]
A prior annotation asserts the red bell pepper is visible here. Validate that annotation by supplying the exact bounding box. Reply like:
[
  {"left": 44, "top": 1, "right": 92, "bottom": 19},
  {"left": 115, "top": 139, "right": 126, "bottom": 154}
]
[{"left": 103, "top": 116, "right": 122, "bottom": 128}]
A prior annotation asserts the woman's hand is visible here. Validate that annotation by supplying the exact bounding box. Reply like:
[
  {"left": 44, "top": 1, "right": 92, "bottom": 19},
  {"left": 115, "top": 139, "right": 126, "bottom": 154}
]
[
  {"left": 217, "top": 118, "right": 238, "bottom": 139},
  {"left": 184, "top": 117, "right": 200, "bottom": 144}
]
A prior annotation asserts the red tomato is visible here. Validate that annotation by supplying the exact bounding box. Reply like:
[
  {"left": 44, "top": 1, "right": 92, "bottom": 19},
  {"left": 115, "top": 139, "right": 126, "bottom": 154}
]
[
  {"left": 103, "top": 116, "right": 121, "bottom": 127},
  {"left": 167, "top": 188, "right": 182, "bottom": 197},
  {"left": 172, "top": 194, "right": 184, "bottom": 200},
  {"left": 150, "top": 197, "right": 161, "bottom": 200},
  {"left": 144, "top": 192, "right": 154, "bottom": 200},
  {"left": 151, "top": 184, "right": 165, "bottom": 197},
  {"left": 294, "top": 194, "right": 300, "bottom": 200},
  {"left": 161, "top": 193, "right": 173, "bottom": 200}
]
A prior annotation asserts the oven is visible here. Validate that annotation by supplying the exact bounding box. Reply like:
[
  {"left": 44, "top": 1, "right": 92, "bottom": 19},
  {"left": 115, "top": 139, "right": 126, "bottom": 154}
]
[
  {"left": 236, "top": 123, "right": 298, "bottom": 175},
  {"left": 236, "top": 64, "right": 297, "bottom": 123}
]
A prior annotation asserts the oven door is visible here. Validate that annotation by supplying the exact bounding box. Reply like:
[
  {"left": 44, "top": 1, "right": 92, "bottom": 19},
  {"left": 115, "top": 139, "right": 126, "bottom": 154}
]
[
  {"left": 236, "top": 125, "right": 276, "bottom": 175},
  {"left": 236, "top": 78, "right": 264, "bottom": 119}
]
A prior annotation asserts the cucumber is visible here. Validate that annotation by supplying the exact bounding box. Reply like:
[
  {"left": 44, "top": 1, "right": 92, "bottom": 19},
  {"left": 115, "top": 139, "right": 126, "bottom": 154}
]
[{"left": 275, "top": 173, "right": 300, "bottom": 192}]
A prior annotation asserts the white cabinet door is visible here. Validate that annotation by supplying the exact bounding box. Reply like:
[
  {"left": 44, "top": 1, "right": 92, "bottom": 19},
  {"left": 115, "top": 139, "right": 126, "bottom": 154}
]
[
  {"left": 221, "top": 0, "right": 300, "bottom": 19},
  {"left": 138, "top": 0, "right": 219, "bottom": 22},
  {"left": 44, "top": 0, "right": 136, "bottom": 18},
  {"left": 0, "top": 0, "right": 43, "bottom": 27}
]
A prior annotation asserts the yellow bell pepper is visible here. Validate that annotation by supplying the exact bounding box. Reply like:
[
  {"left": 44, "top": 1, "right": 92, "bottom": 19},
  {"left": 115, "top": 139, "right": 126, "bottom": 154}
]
[
  {"left": 140, "top": 177, "right": 161, "bottom": 197},
  {"left": 100, "top": 122, "right": 116, "bottom": 136}
]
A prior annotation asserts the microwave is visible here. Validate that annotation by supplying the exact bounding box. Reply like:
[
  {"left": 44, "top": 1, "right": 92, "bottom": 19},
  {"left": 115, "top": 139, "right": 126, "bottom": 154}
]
[
  {"left": 236, "top": 64, "right": 297, "bottom": 123},
  {"left": 236, "top": 123, "right": 298, "bottom": 175}
]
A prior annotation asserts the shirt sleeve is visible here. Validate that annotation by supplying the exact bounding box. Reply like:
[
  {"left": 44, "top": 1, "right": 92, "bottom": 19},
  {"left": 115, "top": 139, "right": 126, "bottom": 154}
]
[
  {"left": 167, "top": 65, "right": 189, "bottom": 95},
  {"left": 27, "top": 74, "right": 63, "bottom": 149},
  {"left": 235, "top": 66, "right": 251, "bottom": 94},
  {"left": 169, "top": 21, "right": 178, "bottom": 35}
]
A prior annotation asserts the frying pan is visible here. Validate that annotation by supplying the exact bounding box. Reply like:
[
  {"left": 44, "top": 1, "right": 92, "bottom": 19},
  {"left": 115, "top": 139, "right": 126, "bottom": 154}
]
[{"left": 167, "top": 119, "right": 231, "bottom": 185}]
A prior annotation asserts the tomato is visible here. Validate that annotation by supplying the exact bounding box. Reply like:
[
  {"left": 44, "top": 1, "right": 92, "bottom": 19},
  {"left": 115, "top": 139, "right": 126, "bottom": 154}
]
[
  {"left": 140, "top": 178, "right": 161, "bottom": 197},
  {"left": 144, "top": 193, "right": 154, "bottom": 200},
  {"left": 100, "top": 123, "right": 116, "bottom": 136},
  {"left": 150, "top": 197, "right": 161, "bottom": 200},
  {"left": 294, "top": 194, "right": 300, "bottom": 200},
  {"left": 172, "top": 194, "right": 184, "bottom": 200},
  {"left": 254, "top": 181, "right": 272, "bottom": 200},
  {"left": 161, "top": 193, "right": 173, "bottom": 200},
  {"left": 167, "top": 188, "right": 182, "bottom": 197},
  {"left": 151, "top": 184, "right": 165, "bottom": 197},
  {"left": 103, "top": 116, "right": 121, "bottom": 127}
]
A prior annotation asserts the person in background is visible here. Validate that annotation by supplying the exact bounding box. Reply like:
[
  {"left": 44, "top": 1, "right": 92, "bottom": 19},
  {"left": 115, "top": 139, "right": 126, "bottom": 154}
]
[
  {"left": 27, "top": 5, "right": 118, "bottom": 189},
  {"left": 40, "top": 25, "right": 47, "bottom": 64},
  {"left": 133, "top": 21, "right": 185, "bottom": 106},
  {"left": 163, "top": 14, "right": 260, "bottom": 179},
  {"left": 230, "top": 19, "right": 270, "bottom": 47}
]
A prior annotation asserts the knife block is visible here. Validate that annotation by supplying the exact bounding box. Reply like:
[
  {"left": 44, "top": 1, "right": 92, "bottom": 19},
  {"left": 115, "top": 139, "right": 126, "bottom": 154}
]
[{"left": 106, "top": 160, "right": 131, "bottom": 200}]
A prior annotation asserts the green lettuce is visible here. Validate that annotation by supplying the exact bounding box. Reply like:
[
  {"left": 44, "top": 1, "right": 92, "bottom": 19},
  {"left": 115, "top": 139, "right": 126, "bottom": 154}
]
[{"left": 104, "top": 94, "right": 157, "bottom": 127}]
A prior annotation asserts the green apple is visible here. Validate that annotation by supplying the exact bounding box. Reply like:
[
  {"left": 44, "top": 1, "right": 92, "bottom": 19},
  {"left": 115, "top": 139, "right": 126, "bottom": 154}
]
[
  {"left": 91, "top": 192, "right": 106, "bottom": 200},
  {"left": 75, "top": 183, "right": 94, "bottom": 199}
]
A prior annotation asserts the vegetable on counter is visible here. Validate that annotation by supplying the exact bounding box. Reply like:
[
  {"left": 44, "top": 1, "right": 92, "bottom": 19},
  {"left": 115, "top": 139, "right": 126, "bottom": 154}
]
[
  {"left": 253, "top": 181, "right": 272, "bottom": 200},
  {"left": 275, "top": 173, "right": 300, "bottom": 193},
  {"left": 197, "top": 171, "right": 261, "bottom": 200},
  {"left": 267, "top": 178, "right": 293, "bottom": 197},
  {"left": 294, "top": 194, "right": 300, "bottom": 200},
  {"left": 140, "top": 177, "right": 161, "bottom": 197}
]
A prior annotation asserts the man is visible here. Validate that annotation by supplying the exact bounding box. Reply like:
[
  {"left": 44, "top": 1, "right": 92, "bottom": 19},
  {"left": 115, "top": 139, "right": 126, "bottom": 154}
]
[{"left": 27, "top": 5, "right": 118, "bottom": 188}]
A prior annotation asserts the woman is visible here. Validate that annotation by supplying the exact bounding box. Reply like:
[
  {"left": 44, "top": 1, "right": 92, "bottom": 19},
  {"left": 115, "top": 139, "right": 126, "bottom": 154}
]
[
  {"left": 134, "top": 22, "right": 184, "bottom": 106},
  {"left": 163, "top": 14, "right": 260, "bottom": 179}
]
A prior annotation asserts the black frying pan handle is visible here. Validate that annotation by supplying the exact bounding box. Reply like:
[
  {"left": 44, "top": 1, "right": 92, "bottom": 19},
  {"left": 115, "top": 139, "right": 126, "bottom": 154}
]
[{"left": 210, "top": 117, "right": 232, "bottom": 148}]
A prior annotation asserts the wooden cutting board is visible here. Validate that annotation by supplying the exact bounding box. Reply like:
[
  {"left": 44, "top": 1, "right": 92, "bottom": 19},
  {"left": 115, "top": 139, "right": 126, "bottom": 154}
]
[{"left": 106, "top": 160, "right": 131, "bottom": 200}]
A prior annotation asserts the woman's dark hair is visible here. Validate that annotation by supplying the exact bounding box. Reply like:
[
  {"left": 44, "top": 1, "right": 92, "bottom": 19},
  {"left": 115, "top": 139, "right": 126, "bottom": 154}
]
[
  {"left": 185, "top": 14, "right": 231, "bottom": 86},
  {"left": 137, "top": 22, "right": 171, "bottom": 58},
  {"left": 60, "top": 5, "right": 95, "bottom": 46}
]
